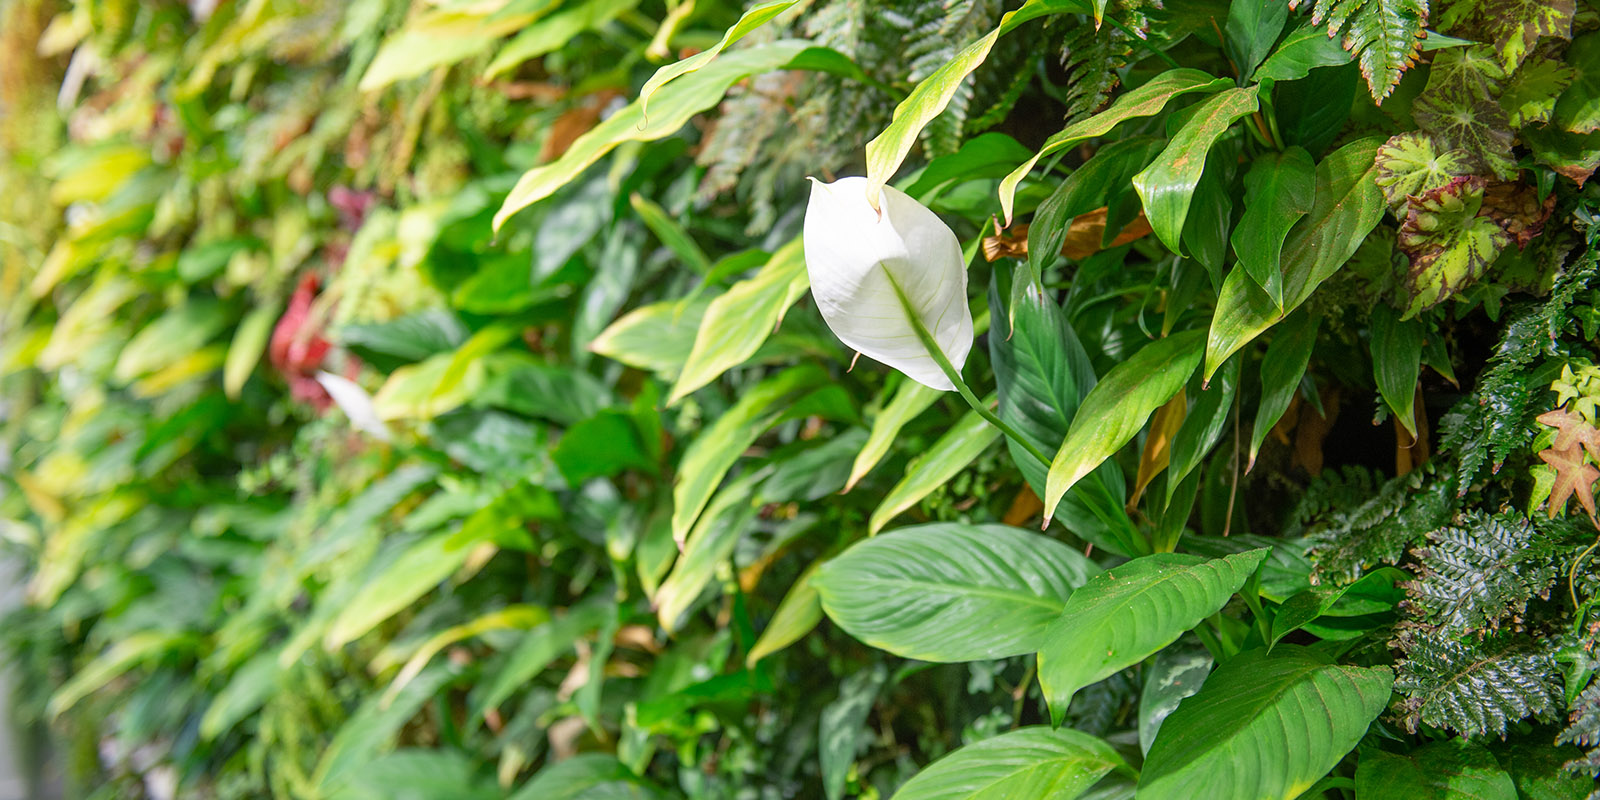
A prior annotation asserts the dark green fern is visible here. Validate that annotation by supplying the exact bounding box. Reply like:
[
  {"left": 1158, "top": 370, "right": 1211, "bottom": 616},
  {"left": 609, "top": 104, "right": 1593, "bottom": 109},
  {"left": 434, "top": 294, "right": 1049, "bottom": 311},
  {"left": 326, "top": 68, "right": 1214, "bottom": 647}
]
[
  {"left": 1404, "top": 511, "right": 1562, "bottom": 635},
  {"left": 1393, "top": 631, "right": 1564, "bottom": 737}
]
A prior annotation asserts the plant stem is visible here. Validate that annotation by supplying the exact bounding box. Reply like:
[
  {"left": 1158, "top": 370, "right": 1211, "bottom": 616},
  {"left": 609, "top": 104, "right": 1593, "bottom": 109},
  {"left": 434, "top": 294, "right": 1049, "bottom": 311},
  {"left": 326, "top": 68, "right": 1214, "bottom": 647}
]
[{"left": 883, "top": 272, "right": 1054, "bottom": 467}]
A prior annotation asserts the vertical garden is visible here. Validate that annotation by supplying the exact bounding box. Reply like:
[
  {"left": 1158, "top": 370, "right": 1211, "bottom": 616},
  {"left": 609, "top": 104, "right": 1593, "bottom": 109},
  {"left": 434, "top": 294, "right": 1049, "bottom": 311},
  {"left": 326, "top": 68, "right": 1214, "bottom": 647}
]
[{"left": 3, "top": 0, "right": 1600, "bottom": 797}]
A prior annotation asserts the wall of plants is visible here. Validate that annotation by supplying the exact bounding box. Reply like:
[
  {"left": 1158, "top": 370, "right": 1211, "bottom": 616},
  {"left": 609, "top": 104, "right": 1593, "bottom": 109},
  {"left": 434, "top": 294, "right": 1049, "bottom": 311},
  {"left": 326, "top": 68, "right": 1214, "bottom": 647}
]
[{"left": 4, "top": 0, "right": 1600, "bottom": 797}]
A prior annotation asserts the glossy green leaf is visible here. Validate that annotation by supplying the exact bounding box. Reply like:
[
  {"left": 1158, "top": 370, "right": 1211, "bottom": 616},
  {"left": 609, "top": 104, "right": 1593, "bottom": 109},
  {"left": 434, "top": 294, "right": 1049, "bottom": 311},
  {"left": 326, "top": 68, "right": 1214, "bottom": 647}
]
[
  {"left": 324, "top": 532, "right": 480, "bottom": 650},
  {"left": 1036, "top": 548, "right": 1267, "bottom": 723},
  {"left": 1371, "top": 303, "right": 1423, "bottom": 437},
  {"left": 1026, "top": 137, "right": 1165, "bottom": 281},
  {"left": 1230, "top": 147, "right": 1315, "bottom": 308},
  {"left": 1000, "top": 69, "right": 1232, "bottom": 224},
  {"left": 658, "top": 474, "right": 761, "bottom": 630},
  {"left": 630, "top": 192, "right": 714, "bottom": 276},
  {"left": 1138, "top": 647, "right": 1213, "bottom": 756},
  {"left": 508, "top": 753, "right": 662, "bottom": 800},
  {"left": 670, "top": 239, "right": 809, "bottom": 403},
  {"left": 553, "top": 410, "right": 656, "bottom": 485},
  {"left": 223, "top": 300, "right": 281, "bottom": 399},
  {"left": 1133, "top": 86, "right": 1260, "bottom": 255},
  {"left": 1182, "top": 151, "right": 1235, "bottom": 282},
  {"left": 1043, "top": 330, "right": 1206, "bottom": 522},
  {"left": 483, "top": 0, "right": 642, "bottom": 79},
  {"left": 50, "top": 631, "right": 191, "bottom": 717},
  {"left": 380, "top": 605, "right": 548, "bottom": 706},
  {"left": 1270, "top": 568, "right": 1405, "bottom": 648},
  {"left": 672, "top": 365, "right": 828, "bottom": 544},
  {"left": 746, "top": 560, "right": 825, "bottom": 667},
  {"left": 890, "top": 726, "right": 1127, "bottom": 800},
  {"left": 495, "top": 42, "right": 809, "bottom": 230},
  {"left": 1255, "top": 22, "right": 1354, "bottom": 82},
  {"left": 373, "top": 326, "right": 515, "bottom": 421},
  {"left": 1224, "top": 0, "right": 1289, "bottom": 81},
  {"left": 863, "top": 0, "right": 1090, "bottom": 205},
  {"left": 1248, "top": 310, "right": 1320, "bottom": 469},
  {"left": 815, "top": 523, "right": 1099, "bottom": 662},
  {"left": 636, "top": 1, "right": 798, "bottom": 116},
  {"left": 904, "top": 132, "right": 1037, "bottom": 200},
  {"left": 1355, "top": 739, "right": 1517, "bottom": 799},
  {"left": 867, "top": 402, "right": 1001, "bottom": 535},
  {"left": 1204, "top": 136, "right": 1384, "bottom": 380},
  {"left": 474, "top": 598, "right": 613, "bottom": 718},
  {"left": 590, "top": 297, "right": 711, "bottom": 378},
  {"left": 330, "top": 750, "right": 500, "bottom": 800},
  {"left": 846, "top": 377, "right": 941, "bottom": 492},
  {"left": 1139, "top": 646, "right": 1392, "bottom": 799},
  {"left": 821, "top": 664, "right": 886, "bottom": 800},
  {"left": 1166, "top": 356, "right": 1239, "bottom": 503}
]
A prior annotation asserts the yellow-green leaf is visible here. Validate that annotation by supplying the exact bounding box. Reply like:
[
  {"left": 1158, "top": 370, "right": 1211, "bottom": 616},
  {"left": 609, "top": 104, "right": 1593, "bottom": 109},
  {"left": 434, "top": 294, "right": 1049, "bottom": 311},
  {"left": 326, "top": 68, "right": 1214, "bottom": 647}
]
[
  {"left": 1133, "top": 86, "right": 1260, "bottom": 255},
  {"left": 670, "top": 239, "right": 809, "bottom": 403}
]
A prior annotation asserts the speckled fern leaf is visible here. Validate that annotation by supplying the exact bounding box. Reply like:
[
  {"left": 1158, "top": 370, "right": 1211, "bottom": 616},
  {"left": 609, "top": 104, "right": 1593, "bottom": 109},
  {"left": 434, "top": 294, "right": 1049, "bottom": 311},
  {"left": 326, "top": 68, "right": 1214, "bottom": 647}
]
[
  {"left": 1290, "top": 0, "right": 1428, "bottom": 102},
  {"left": 1560, "top": 682, "right": 1600, "bottom": 777},
  {"left": 1298, "top": 467, "right": 1458, "bottom": 585},
  {"left": 1393, "top": 632, "right": 1563, "bottom": 736},
  {"left": 1403, "top": 511, "right": 1561, "bottom": 634}
]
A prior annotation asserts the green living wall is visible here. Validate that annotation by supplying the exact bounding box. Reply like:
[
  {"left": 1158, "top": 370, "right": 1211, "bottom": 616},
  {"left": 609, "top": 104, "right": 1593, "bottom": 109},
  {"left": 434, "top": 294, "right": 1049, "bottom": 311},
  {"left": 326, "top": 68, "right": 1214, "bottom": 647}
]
[{"left": 2, "top": 0, "right": 1600, "bottom": 798}]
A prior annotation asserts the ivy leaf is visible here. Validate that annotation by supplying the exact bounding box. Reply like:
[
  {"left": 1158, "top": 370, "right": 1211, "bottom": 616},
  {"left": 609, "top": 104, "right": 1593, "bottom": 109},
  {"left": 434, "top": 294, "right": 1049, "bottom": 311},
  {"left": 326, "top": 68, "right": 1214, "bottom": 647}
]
[
  {"left": 1536, "top": 408, "right": 1600, "bottom": 461},
  {"left": 1373, "top": 133, "right": 1472, "bottom": 213},
  {"left": 1501, "top": 56, "right": 1575, "bottom": 128},
  {"left": 1413, "top": 46, "right": 1517, "bottom": 179},
  {"left": 1290, "top": 0, "right": 1429, "bottom": 102},
  {"left": 1396, "top": 176, "right": 1511, "bottom": 316},
  {"left": 1437, "top": 0, "right": 1574, "bottom": 72}
]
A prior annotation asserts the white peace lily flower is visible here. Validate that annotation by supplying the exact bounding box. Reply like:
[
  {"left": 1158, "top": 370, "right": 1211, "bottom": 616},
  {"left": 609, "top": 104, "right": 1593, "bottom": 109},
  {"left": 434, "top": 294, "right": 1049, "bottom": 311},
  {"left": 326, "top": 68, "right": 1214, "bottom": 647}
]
[
  {"left": 315, "top": 371, "right": 393, "bottom": 442},
  {"left": 802, "top": 176, "right": 973, "bottom": 391}
]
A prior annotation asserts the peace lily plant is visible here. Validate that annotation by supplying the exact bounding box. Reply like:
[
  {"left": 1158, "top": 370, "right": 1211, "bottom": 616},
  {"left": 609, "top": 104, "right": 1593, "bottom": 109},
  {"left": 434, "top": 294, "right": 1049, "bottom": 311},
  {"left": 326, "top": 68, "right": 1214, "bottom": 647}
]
[{"left": 803, "top": 176, "right": 1050, "bottom": 467}]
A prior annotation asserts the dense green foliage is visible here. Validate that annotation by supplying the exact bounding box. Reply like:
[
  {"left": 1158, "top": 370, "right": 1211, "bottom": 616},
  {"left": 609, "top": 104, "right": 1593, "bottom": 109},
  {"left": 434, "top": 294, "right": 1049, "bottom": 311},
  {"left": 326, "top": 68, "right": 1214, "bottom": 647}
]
[{"left": 4, "top": 0, "right": 1600, "bottom": 798}]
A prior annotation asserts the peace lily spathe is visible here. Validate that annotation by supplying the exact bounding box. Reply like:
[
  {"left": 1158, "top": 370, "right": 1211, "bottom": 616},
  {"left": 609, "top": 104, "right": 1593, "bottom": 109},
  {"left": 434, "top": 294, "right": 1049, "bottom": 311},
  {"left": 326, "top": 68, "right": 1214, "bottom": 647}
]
[
  {"left": 315, "top": 371, "right": 393, "bottom": 442},
  {"left": 802, "top": 176, "right": 973, "bottom": 391}
]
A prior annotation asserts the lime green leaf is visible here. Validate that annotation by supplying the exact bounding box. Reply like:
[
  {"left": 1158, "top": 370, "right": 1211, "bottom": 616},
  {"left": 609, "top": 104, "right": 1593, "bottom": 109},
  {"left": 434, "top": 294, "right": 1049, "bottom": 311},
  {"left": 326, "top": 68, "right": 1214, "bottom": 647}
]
[
  {"left": 1355, "top": 739, "right": 1517, "bottom": 799},
  {"left": 863, "top": 0, "right": 1091, "bottom": 206},
  {"left": 372, "top": 327, "right": 513, "bottom": 421},
  {"left": 1037, "top": 549, "right": 1268, "bottom": 724},
  {"left": 590, "top": 297, "right": 710, "bottom": 378},
  {"left": 1501, "top": 57, "right": 1575, "bottom": 128},
  {"left": 670, "top": 240, "right": 808, "bottom": 403},
  {"left": 1248, "top": 311, "right": 1320, "bottom": 469},
  {"left": 746, "top": 560, "right": 825, "bottom": 667},
  {"left": 659, "top": 474, "right": 760, "bottom": 630},
  {"left": 672, "top": 365, "right": 828, "bottom": 544},
  {"left": 815, "top": 523, "right": 1099, "bottom": 662},
  {"left": 1396, "top": 175, "right": 1510, "bottom": 315},
  {"left": 1133, "top": 86, "right": 1260, "bottom": 255},
  {"left": 1204, "top": 136, "right": 1384, "bottom": 380},
  {"left": 324, "top": 532, "right": 481, "bottom": 650},
  {"left": 630, "top": 192, "right": 714, "bottom": 276},
  {"left": 1292, "top": 0, "right": 1428, "bottom": 102},
  {"left": 1373, "top": 132, "right": 1473, "bottom": 212},
  {"left": 1000, "top": 69, "right": 1231, "bottom": 225},
  {"left": 1256, "top": 22, "right": 1354, "bottom": 82},
  {"left": 483, "top": 0, "right": 643, "bottom": 79},
  {"left": 360, "top": 8, "right": 536, "bottom": 91},
  {"left": 1138, "top": 646, "right": 1392, "bottom": 799},
  {"left": 637, "top": 1, "right": 797, "bottom": 115},
  {"left": 494, "top": 42, "right": 808, "bottom": 230},
  {"left": 868, "top": 401, "right": 1002, "bottom": 535},
  {"left": 1371, "top": 303, "right": 1423, "bottom": 435},
  {"left": 1230, "top": 147, "right": 1315, "bottom": 307},
  {"left": 473, "top": 598, "right": 613, "bottom": 718},
  {"left": 223, "top": 300, "right": 281, "bottom": 399},
  {"left": 380, "top": 605, "right": 548, "bottom": 706},
  {"left": 846, "top": 378, "right": 941, "bottom": 492},
  {"left": 112, "top": 300, "right": 229, "bottom": 383},
  {"left": 890, "top": 726, "right": 1127, "bottom": 800},
  {"left": 1042, "top": 330, "right": 1205, "bottom": 522},
  {"left": 50, "top": 631, "right": 191, "bottom": 717}
]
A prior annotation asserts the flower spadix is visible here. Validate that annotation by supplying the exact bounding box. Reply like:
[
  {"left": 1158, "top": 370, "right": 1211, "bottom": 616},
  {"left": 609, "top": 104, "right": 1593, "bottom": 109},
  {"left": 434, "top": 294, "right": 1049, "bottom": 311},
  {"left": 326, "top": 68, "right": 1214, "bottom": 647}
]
[{"left": 802, "top": 176, "right": 973, "bottom": 391}]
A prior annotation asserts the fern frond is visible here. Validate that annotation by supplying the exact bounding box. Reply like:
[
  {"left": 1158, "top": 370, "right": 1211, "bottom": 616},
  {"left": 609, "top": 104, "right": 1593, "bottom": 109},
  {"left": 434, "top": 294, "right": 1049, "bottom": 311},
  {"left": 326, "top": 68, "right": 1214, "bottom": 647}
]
[
  {"left": 1290, "top": 0, "right": 1429, "bottom": 102},
  {"left": 1560, "top": 682, "right": 1600, "bottom": 776},
  {"left": 1404, "top": 511, "right": 1561, "bottom": 634},
  {"left": 1300, "top": 467, "right": 1458, "bottom": 585},
  {"left": 1393, "top": 632, "right": 1563, "bottom": 737}
]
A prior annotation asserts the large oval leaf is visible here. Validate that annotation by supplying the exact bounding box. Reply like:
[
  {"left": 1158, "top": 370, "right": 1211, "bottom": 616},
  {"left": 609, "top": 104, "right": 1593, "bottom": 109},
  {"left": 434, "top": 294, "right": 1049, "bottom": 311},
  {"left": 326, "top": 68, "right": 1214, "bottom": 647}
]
[
  {"left": 815, "top": 523, "right": 1099, "bottom": 662},
  {"left": 1042, "top": 330, "right": 1206, "bottom": 522},
  {"left": 1138, "top": 646, "right": 1393, "bottom": 800},
  {"left": 892, "top": 726, "right": 1127, "bottom": 800},
  {"left": 1037, "top": 549, "right": 1267, "bottom": 724}
]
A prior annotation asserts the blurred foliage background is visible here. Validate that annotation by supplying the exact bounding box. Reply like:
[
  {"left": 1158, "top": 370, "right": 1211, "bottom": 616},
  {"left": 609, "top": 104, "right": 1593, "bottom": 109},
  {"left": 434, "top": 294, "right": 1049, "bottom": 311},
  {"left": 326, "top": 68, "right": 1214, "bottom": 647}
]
[{"left": 3, "top": 0, "right": 1600, "bottom": 798}]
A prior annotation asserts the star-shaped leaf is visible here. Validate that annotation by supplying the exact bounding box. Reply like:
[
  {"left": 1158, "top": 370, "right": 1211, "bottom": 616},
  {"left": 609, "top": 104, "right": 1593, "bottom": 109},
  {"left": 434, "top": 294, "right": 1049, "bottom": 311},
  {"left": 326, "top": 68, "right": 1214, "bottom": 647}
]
[
  {"left": 1374, "top": 133, "right": 1473, "bottom": 212},
  {"left": 1536, "top": 408, "right": 1600, "bottom": 460},
  {"left": 1397, "top": 176, "right": 1511, "bottom": 314},
  {"left": 1537, "top": 442, "right": 1599, "bottom": 521}
]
